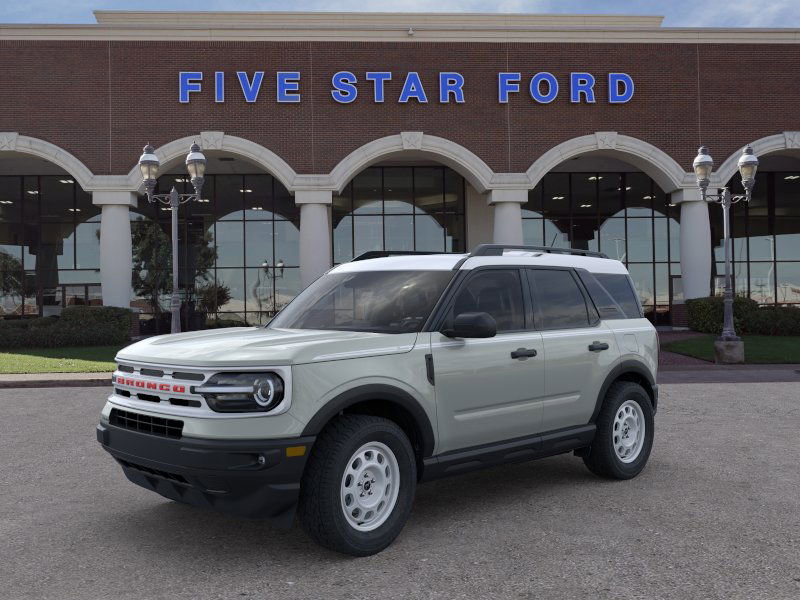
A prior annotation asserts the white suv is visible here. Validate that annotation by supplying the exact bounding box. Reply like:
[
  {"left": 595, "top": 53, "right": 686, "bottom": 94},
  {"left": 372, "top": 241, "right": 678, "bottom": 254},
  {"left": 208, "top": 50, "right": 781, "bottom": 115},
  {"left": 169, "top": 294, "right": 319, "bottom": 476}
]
[{"left": 97, "top": 244, "right": 658, "bottom": 556}]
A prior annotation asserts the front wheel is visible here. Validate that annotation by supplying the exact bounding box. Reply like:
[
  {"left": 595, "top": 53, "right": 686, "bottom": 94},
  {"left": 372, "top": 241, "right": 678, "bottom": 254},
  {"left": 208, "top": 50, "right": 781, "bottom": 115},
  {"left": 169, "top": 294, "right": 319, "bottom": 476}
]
[
  {"left": 583, "top": 381, "right": 654, "bottom": 480},
  {"left": 297, "top": 414, "right": 417, "bottom": 556}
]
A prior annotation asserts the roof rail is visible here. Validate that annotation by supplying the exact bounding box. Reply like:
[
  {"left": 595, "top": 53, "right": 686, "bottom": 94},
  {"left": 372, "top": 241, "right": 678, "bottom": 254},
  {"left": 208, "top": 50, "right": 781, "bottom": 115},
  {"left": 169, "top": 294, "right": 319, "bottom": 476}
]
[
  {"left": 351, "top": 250, "right": 455, "bottom": 262},
  {"left": 469, "top": 244, "right": 609, "bottom": 259}
]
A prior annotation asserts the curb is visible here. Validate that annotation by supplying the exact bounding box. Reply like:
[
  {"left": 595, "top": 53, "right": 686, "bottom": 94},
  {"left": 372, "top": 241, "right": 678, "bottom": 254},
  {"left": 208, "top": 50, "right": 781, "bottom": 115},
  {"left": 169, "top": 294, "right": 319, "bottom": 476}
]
[{"left": 0, "top": 377, "right": 111, "bottom": 389}]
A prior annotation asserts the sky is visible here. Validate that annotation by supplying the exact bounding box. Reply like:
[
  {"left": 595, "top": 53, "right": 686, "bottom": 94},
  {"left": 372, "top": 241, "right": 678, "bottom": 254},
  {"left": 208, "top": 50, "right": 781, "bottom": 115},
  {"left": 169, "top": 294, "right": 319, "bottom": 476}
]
[{"left": 1, "top": 0, "right": 799, "bottom": 27}]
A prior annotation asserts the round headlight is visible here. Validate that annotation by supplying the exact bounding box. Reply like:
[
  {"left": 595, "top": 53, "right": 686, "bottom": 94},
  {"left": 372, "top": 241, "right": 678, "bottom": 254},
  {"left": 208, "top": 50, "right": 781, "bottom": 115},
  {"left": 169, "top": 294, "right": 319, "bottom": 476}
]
[{"left": 254, "top": 377, "right": 277, "bottom": 408}]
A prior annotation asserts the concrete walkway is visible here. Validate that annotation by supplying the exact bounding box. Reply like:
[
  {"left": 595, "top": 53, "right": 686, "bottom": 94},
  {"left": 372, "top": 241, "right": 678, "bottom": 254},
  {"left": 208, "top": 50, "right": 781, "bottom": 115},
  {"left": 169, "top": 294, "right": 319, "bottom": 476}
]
[{"left": 0, "top": 372, "right": 111, "bottom": 389}]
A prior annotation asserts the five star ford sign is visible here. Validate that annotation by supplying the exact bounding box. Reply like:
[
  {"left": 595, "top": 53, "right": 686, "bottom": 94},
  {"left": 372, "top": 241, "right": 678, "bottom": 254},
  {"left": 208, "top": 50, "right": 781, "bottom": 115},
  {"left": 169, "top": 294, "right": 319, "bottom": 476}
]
[{"left": 178, "top": 71, "right": 635, "bottom": 104}]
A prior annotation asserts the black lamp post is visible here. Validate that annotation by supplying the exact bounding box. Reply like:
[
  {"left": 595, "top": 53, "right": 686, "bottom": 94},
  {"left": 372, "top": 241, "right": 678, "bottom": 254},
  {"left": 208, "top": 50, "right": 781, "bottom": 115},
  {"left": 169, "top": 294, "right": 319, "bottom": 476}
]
[
  {"left": 692, "top": 145, "right": 759, "bottom": 352},
  {"left": 138, "top": 142, "right": 207, "bottom": 333}
]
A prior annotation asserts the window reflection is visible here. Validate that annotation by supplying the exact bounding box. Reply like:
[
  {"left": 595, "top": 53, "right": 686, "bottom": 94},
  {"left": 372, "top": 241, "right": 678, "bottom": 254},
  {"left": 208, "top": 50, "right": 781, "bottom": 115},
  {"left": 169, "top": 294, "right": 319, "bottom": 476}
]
[
  {"left": 0, "top": 176, "right": 101, "bottom": 318},
  {"left": 524, "top": 171, "right": 678, "bottom": 323},
  {"left": 332, "top": 166, "right": 467, "bottom": 261}
]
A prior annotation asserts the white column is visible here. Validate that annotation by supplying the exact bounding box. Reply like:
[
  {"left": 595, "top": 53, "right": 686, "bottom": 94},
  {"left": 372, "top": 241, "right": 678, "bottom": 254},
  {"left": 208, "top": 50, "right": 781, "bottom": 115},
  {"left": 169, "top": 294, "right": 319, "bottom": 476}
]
[
  {"left": 296, "top": 190, "right": 333, "bottom": 288},
  {"left": 674, "top": 188, "right": 712, "bottom": 300},
  {"left": 487, "top": 189, "right": 527, "bottom": 245},
  {"left": 93, "top": 191, "right": 137, "bottom": 308}
]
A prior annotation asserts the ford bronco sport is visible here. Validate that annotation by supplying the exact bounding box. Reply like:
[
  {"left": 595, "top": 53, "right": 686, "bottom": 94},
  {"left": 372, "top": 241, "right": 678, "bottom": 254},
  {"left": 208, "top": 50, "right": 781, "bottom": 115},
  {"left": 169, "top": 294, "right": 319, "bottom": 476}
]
[{"left": 97, "top": 244, "right": 658, "bottom": 556}]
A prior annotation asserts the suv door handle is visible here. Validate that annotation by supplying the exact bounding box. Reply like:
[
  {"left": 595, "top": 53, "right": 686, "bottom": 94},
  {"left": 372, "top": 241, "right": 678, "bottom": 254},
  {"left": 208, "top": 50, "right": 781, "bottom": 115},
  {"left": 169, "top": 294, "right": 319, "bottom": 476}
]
[
  {"left": 588, "top": 341, "right": 610, "bottom": 352},
  {"left": 510, "top": 348, "right": 538, "bottom": 360}
]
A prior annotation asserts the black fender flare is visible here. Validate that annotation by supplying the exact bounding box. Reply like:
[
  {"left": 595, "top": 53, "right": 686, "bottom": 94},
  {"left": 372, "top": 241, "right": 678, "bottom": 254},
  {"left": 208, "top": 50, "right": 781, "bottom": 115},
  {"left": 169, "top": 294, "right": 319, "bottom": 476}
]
[
  {"left": 301, "top": 384, "right": 436, "bottom": 458},
  {"left": 590, "top": 360, "right": 657, "bottom": 423}
]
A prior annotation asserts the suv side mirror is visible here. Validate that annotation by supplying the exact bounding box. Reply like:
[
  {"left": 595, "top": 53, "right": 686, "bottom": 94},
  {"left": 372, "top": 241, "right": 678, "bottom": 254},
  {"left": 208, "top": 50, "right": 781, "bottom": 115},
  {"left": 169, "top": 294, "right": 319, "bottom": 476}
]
[{"left": 442, "top": 312, "right": 497, "bottom": 338}]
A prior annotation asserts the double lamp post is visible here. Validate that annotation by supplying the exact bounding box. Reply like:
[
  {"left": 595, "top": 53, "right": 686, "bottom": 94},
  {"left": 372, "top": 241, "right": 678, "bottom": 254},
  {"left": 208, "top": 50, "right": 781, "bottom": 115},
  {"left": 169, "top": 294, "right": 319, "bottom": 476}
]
[
  {"left": 138, "top": 143, "right": 207, "bottom": 334},
  {"left": 692, "top": 144, "right": 759, "bottom": 361}
]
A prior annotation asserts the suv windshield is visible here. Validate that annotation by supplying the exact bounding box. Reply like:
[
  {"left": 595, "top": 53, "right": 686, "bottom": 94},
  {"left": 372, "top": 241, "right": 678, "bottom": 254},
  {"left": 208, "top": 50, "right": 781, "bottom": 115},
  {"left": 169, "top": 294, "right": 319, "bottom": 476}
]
[{"left": 269, "top": 270, "right": 454, "bottom": 333}]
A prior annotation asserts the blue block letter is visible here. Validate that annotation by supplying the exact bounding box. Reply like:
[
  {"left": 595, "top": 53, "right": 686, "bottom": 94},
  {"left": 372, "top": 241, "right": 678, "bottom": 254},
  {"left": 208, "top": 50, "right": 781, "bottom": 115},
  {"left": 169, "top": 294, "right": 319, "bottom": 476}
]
[
  {"left": 570, "top": 73, "right": 596, "bottom": 103},
  {"left": 179, "top": 71, "right": 203, "bottom": 103},
  {"left": 439, "top": 72, "right": 465, "bottom": 103},
  {"left": 608, "top": 73, "right": 635, "bottom": 104},
  {"left": 366, "top": 72, "right": 392, "bottom": 103},
  {"left": 399, "top": 72, "right": 428, "bottom": 103},
  {"left": 530, "top": 72, "right": 558, "bottom": 104},
  {"left": 277, "top": 71, "right": 301, "bottom": 103},
  {"left": 331, "top": 71, "right": 358, "bottom": 104},
  {"left": 214, "top": 72, "right": 224, "bottom": 103},
  {"left": 498, "top": 73, "right": 521, "bottom": 103},
  {"left": 237, "top": 71, "right": 264, "bottom": 103}
]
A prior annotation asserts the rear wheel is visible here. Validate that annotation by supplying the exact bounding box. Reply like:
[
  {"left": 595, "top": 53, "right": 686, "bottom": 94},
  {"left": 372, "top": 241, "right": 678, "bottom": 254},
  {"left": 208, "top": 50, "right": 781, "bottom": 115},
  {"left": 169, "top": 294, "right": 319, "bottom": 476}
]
[
  {"left": 583, "top": 381, "right": 654, "bottom": 479},
  {"left": 298, "top": 414, "right": 416, "bottom": 556}
]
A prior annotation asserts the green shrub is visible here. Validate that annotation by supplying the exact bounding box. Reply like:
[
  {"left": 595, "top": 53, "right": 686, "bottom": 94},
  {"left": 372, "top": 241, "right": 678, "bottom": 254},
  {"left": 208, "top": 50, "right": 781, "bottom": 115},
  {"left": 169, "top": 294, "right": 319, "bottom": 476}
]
[
  {"left": 686, "top": 296, "right": 759, "bottom": 335},
  {"left": 687, "top": 296, "right": 800, "bottom": 336},
  {"left": 0, "top": 306, "right": 132, "bottom": 349},
  {"left": 747, "top": 306, "right": 800, "bottom": 336}
]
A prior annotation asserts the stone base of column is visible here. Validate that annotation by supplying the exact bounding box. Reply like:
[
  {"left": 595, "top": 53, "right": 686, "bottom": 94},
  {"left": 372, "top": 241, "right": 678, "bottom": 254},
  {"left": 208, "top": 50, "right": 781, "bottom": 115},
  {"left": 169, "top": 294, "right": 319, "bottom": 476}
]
[{"left": 714, "top": 340, "right": 745, "bottom": 364}]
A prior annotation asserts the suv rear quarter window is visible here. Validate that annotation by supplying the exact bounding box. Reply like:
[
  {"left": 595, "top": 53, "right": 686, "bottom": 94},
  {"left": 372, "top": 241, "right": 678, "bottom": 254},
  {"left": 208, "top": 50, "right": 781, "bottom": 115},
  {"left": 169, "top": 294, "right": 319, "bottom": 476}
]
[{"left": 593, "top": 273, "right": 643, "bottom": 319}]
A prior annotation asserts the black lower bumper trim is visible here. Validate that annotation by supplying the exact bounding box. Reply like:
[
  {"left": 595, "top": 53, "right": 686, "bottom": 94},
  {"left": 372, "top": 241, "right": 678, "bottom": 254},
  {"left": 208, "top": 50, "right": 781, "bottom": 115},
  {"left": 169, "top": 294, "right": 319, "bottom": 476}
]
[{"left": 97, "top": 423, "right": 315, "bottom": 527}]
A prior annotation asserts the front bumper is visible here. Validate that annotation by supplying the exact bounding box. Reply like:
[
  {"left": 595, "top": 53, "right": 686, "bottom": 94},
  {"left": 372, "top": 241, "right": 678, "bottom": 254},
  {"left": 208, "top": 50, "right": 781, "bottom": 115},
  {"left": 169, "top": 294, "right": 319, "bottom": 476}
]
[{"left": 97, "top": 423, "right": 315, "bottom": 528}]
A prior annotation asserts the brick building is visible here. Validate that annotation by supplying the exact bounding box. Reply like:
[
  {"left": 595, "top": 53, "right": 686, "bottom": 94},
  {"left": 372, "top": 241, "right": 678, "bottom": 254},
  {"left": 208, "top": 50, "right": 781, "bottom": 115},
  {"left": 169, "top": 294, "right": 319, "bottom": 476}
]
[{"left": 1, "top": 11, "right": 799, "bottom": 330}]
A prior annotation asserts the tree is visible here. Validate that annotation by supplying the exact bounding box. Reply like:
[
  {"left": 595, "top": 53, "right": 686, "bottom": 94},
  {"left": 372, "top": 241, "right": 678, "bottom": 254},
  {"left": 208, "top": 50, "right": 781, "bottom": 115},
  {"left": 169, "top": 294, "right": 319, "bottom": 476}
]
[
  {"left": 0, "top": 251, "right": 25, "bottom": 312},
  {"left": 130, "top": 218, "right": 218, "bottom": 316}
]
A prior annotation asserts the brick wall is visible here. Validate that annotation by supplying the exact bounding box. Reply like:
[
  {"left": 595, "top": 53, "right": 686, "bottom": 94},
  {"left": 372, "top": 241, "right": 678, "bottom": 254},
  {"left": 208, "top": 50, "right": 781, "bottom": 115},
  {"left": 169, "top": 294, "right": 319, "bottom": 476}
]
[{"left": 1, "top": 39, "right": 799, "bottom": 177}]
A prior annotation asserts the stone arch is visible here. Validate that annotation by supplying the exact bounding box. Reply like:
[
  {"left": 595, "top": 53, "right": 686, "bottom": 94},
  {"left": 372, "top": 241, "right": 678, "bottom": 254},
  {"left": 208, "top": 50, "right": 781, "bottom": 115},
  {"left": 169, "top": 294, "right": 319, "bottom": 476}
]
[
  {"left": 328, "top": 132, "right": 496, "bottom": 194},
  {"left": 0, "top": 132, "right": 95, "bottom": 190},
  {"left": 713, "top": 131, "right": 800, "bottom": 186},
  {"left": 123, "top": 131, "right": 298, "bottom": 192},
  {"left": 526, "top": 132, "right": 691, "bottom": 193}
]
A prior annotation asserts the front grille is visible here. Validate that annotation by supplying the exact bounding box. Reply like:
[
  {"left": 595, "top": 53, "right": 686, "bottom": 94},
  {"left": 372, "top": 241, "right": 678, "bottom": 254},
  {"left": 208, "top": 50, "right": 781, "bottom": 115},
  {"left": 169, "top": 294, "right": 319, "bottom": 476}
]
[
  {"left": 117, "top": 458, "right": 188, "bottom": 483},
  {"left": 109, "top": 408, "right": 183, "bottom": 439}
]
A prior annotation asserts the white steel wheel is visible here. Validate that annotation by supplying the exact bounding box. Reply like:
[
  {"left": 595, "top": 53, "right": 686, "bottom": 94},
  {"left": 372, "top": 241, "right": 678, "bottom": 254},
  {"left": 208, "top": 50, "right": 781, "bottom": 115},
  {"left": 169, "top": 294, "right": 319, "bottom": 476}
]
[
  {"left": 613, "top": 399, "right": 646, "bottom": 463},
  {"left": 340, "top": 441, "right": 400, "bottom": 532}
]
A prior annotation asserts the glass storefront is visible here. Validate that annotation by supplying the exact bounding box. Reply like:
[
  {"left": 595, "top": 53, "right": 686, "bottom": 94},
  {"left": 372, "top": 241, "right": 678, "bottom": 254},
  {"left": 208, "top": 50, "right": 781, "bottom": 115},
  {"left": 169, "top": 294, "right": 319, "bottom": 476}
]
[
  {"left": 130, "top": 173, "right": 301, "bottom": 332},
  {"left": 523, "top": 172, "right": 680, "bottom": 323},
  {"left": 2, "top": 165, "right": 797, "bottom": 330},
  {"left": 332, "top": 166, "right": 466, "bottom": 264},
  {"left": 0, "top": 176, "right": 101, "bottom": 318},
  {"left": 713, "top": 171, "right": 800, "bottom": 305}
]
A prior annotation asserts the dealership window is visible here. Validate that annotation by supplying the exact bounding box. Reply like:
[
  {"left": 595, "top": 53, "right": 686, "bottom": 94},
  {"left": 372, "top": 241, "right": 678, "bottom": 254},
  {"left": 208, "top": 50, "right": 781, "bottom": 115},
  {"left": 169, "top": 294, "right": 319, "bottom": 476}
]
[
  {"left": 130, "top": 173, "right": 300, "bottom": 332},
  {"left": 712, "top": 171, "right": 800, "bottom": 305},
  {"left": 523, "top": 171, "right": 679, "bottom": 324},
  {"left": 332, "top": 166, "right": 467, "bottom": 264},
  {"left": 0, "top": 175, "right": 101, "bottom": 318}
]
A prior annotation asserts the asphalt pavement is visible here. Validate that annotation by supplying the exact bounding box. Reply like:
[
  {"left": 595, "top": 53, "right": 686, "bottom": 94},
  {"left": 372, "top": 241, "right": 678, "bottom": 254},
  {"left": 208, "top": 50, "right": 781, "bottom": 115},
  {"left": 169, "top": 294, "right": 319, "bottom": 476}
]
[{"left": 1, "top": 384, "right": 798, "bottom": 600}]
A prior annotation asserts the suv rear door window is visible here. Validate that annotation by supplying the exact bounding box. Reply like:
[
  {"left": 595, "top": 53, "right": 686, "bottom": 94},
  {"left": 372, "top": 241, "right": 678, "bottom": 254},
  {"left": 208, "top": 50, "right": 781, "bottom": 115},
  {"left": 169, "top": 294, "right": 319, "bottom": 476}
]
[
  {"left": 528, "top": 269, "right": 591, "bottom": 329},
  {"left": 447, "top": 269, "right": 525, "bottom": 332}
]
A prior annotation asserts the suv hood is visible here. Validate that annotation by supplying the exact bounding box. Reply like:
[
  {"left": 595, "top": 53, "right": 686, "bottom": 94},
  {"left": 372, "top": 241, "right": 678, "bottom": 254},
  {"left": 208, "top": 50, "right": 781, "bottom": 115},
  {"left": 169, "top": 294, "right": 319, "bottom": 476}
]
[{"left": 116, "top": 327, "right": 419, "bottom": 367}]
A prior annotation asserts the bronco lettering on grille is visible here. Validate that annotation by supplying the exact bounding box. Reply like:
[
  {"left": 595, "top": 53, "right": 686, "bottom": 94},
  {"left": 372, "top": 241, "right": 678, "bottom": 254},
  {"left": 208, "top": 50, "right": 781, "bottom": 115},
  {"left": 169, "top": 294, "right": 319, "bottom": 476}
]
[{"left": 117, "top": 377, "right": 186, "bottom": 394}]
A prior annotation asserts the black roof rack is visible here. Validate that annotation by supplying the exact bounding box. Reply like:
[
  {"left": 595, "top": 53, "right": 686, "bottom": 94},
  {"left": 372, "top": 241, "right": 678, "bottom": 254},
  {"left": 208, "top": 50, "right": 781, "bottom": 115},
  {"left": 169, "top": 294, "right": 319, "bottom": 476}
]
[
  {"left": 351, "top": 250, "right": 457, "bottom": 262},
  {"left": 469, "top": 244, "right": 609, "bottom": 259}
]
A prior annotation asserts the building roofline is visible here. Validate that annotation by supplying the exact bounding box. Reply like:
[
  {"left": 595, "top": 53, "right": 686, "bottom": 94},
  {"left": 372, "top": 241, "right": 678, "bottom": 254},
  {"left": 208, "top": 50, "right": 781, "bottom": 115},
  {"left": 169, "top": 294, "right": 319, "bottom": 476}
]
[
  {"left": 91, "top": 11, "right": 665, "bottom": 28},
  {"left": 1, "top": 11, "right": 799, "bottom": 44}
]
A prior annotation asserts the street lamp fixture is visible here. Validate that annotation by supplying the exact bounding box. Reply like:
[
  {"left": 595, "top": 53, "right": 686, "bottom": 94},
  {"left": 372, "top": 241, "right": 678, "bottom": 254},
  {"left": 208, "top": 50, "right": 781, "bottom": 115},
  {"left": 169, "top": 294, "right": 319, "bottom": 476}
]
[
  {"left": 137, "top": 142, "right": 207, "bottom": 334},
  {"left": 691, "top": 145, "right": 759, "bottom": 357}
]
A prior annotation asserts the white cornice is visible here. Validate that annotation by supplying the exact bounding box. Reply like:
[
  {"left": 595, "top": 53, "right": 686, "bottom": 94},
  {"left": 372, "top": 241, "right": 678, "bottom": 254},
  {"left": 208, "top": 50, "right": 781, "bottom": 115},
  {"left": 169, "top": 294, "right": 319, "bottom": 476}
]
[
  {"left": 91, "top": 11, "right": 665, "bottom": 28},
  {"left": 1, "top": 11, "right": 799, "bottom": 43}
]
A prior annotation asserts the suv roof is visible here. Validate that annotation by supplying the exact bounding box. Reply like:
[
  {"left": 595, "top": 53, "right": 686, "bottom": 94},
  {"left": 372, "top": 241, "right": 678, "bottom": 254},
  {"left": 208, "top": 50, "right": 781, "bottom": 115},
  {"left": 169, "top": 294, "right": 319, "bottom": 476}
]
[{"left": 333, "top": 245, "right": 629, "bottom": 276}]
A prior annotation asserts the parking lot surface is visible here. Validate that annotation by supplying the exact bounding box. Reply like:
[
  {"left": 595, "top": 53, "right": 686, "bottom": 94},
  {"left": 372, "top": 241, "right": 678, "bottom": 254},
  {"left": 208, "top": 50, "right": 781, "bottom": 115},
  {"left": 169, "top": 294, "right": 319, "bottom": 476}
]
[{"left": 1, "top": 383, "right": 798, "bottom": 600}]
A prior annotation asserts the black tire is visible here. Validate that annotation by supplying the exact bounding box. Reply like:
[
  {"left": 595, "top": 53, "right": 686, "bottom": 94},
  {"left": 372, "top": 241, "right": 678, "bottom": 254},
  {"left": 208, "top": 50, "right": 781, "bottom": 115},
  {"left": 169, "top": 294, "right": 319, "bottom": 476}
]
[
  {"left": 583, "top": 381, "right": 654, "bottom": 480},
  {"left": 297, "top": 414, "right": 417, "bottom": 556}
]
